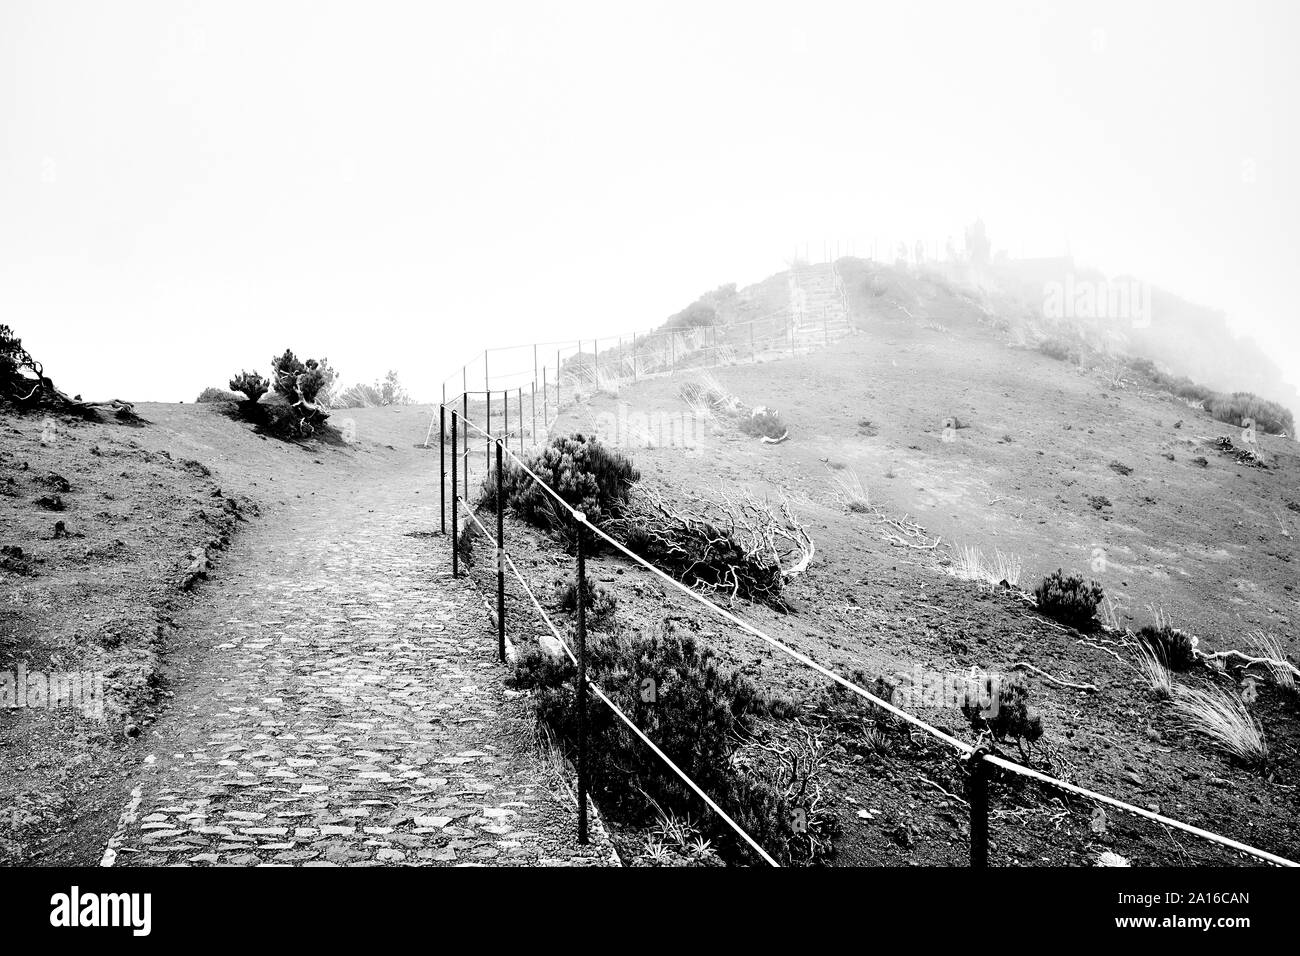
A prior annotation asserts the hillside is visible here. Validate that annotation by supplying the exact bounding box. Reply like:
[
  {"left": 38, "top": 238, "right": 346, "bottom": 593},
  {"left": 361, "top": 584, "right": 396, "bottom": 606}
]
[{"left": 478, "top": 259, "right": 1300, "bottom": 866}]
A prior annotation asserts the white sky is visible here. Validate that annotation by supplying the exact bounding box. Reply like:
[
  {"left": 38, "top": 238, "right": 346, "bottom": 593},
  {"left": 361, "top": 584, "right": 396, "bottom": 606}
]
[{"left": 2, "top": 0, "right": 1297, "bottom": 401}]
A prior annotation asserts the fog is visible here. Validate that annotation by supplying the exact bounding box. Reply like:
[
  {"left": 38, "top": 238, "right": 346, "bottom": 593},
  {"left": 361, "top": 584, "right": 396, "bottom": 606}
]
[{"left": 2, "top": 0, "right": 1297, "bottom": 409}]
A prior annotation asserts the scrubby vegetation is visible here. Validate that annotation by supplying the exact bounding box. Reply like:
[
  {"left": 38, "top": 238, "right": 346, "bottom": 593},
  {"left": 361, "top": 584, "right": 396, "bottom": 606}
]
[
  {"left": 334, "top": 370, "right": 412, "bottom": 408},
  {"left": 1034, "top": 570, "right": 1103, "bottom": 629},
  {"left": 1038, "top": 337, "right": 1080, "bottom": 364},
  {"left": 511, "top": 619, "right": 836, "bottom": 865},
  {"left": 554, "top": 573, "right": 617, "bottom": 621},
  {"left": 196, "top": 386, "right": 243, "bottom": 403},
  {"left": 1203, "top": 391, "right": 1294, "bottom": 437},
  {"left": 228, "top": 371, "right": 269, "bottom": 404},
  {"left": 1137, "top": 623, "right": 1196, "bottom": 671},
  {"left": 739, "top": 406, "right": 788, "bottom": 440},
  {"left": 1134, "top": 641, "right": 1174, "bottom": 699},
  {"left": 479, "top": 432, "right": 802, "bottom": 603},
  {"left": 488, "top": 433, "right": 640, "bottom": 538},
  {"left": 224, "top": 351, "right": 336, "bottom": 439},
  {"left": 1173, "top": 684, "right": 1268, "bottom": 769},
  {"left": 609, "top": 486, "right": 808, "bottom": 604},
  {"left": 961, "top": 675, "right": 1044, "bottom": 755},
  {"left": 1, "top": 323, "right": 138, "bottom": 421},
  {"left": 1123, "top": 357, "right": 1294, "bottom": 436}
]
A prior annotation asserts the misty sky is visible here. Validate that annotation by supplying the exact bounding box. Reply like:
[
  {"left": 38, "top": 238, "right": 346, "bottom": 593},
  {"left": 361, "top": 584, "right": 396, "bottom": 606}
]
[{"left": 2, "top": 0, "right": 1297, "bottom": 402}]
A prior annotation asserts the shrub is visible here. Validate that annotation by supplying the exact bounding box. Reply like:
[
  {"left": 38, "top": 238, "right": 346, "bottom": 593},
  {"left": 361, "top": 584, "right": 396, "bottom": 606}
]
[
  {"left": 517, "top": 619, "right": 823, "bottom": 864},
  {"left": 1203, "top": 391, "right": 1294, "bottom": 436},
  {"left": 961, "top": 674, "right": 1044, "bottom": 750},
  {"left": 508, "top": 642, "right": 574, "bottom": 691},
  {"left": 1137, "top": 624, "right": 1196, "bottom": 671},
  {"left": 197, "top": 386, "right": 242, "bottom": 403},
  {"left": 1034, "top": 569, "right": 1103, "bottom": 628},
  {"left": 739, "top": 405, "right": 787, "bottom": 440},
  {"left": 336, "top": 371, "right": 411, "bottom": 408},
  {"left": 554, "top": 574, "right": 617, "bottom": 621},
  {"left": 1038, "top": 338, "right": 1079, "bottom": 363},
  {"left": 0, "top": 324, "right": 22, "bottom": 392},
  {"left": 228, "top": 370, "right": 269, "bottom": 403},
  {"left": 268, "top": 350, "right": 332, "bottom": 435},
  {"left": 1172, "top": 378, "right": 1216, "bottom": 403},
  {"left": 664, "top": 300, "right": 718, "bottom": 330},
  {"left": 493, "top": 433, "right": 639, "bottom": 534}
]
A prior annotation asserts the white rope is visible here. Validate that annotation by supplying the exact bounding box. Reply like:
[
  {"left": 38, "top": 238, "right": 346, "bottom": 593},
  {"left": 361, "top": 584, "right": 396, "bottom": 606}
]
[{"left": 442, "top": 413, "right": 1300, "bottom": 868}]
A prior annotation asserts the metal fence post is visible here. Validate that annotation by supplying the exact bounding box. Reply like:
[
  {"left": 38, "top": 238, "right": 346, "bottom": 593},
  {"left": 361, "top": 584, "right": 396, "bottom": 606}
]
[
  {"left": 968, "top": 750, "right": 990, "bottom": 867},
  {"left": 556, "top": 349, "right": 561, "bottom": 411},
  {"left": 486, "top": 390, "right": 493, "bottom": 476},
  {"left": 750, "top": 321, "right": 755, "bottom": 363},
  {"left": 439, "top": 403, "right": 446, "bottom": 535},
  {"left": 632, "top": 332, "right": 638, "bottom": 381},
  {"left": 496, "top": 439, "right": 505, "bottom": 663},
  {"left": 542, "top": 367, "right": 548, "bottom": 428},
  {"left": 576, "top": 511, "right": 589, "bottom": 845},
  {"left": 461, "top": 392, "right": 469, "bottom": 501},
  {"left": 451, "top": 409, "right": 459, "bottom": 578},
  {"left": 531, "top": 381, "right": 537, "bottom": 448},
  {"left": 518, "top": 386, "right": 524, "bottom": 455}
]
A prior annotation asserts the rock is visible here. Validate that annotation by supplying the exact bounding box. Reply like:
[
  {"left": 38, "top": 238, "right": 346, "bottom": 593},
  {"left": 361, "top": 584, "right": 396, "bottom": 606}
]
[{"left": 538, "top": 634, "right": 568, "bottom": 660}]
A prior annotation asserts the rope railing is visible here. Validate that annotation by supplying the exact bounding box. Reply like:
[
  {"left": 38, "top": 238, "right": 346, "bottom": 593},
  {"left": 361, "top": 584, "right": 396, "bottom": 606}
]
[{"left": 438, "top": 403, "right": 1299, "bottom": 869}]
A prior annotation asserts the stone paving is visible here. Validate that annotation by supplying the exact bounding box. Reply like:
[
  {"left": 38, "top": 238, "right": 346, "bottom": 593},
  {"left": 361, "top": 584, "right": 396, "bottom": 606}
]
[{"left": 106, "top": 452, "right": 612, "bottom": 867}]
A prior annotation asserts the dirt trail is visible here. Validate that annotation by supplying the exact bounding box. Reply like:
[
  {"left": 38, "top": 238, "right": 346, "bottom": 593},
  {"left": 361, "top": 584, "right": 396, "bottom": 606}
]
[{"left": 90, "top": 407, "right": 610, "bottom": 867}]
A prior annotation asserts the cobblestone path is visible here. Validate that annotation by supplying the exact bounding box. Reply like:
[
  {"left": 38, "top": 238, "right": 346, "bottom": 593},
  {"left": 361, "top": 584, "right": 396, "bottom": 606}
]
[{"left": 105, "top": 454, "right": 612, "bottom": 867}]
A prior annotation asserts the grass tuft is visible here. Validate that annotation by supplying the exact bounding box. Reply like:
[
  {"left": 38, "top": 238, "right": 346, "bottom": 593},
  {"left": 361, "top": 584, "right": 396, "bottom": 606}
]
[{"left": 1173, "top": 684, "right": 1268, "bottom": 768}]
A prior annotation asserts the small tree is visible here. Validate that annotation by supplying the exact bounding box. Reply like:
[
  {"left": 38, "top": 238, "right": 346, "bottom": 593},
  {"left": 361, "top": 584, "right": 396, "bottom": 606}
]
[
  {"left": 269, "top": 348, "right": 331, "bottom": 436},
  {"left": 0, "top": 324, "right": 21, "bottom": 391},
  {"left": 380, "top": 370, "right": 410, "bottom": 405},
  {"left": 228, "top": 371, "right": 269, "bottom": 404}
]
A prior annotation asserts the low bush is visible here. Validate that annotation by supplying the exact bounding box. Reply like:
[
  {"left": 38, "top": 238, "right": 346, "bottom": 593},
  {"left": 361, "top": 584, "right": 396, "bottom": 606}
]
[
  {"left": 1034, "top": 569, "right": 1103, "bottom": 628},
  {"left": 1137, "top": 624, "right": 1196, "bottom": 671},
  {"left": 739, "top": 405, "right": 787, "bottom": 440},
  {"left": 197, "top": 386, "right": 242, "bottom": 403},
  {"left": 961, "top": 674, "right": 1044, "bottom": 752},
  {"left": 1172, "top": 378, "right": 1216, "bottom": 403},
  {"left": 1203, "top": 391, "right": 1294, "bottom": 436},
  {"left": 664, "top": 300, "right": 718, "bottom": 330},
  {"left": 554, "top": 574, "right": 617, "bottom": 621},
  {"left": 513, "top": 619, "right": 828, "bottom": 865},
  {"left": 1039, "top": 338, "right": 1080, "bottom": 363},
  {"left": 490, "top": 433, "right": 639, "bottom": 535}
]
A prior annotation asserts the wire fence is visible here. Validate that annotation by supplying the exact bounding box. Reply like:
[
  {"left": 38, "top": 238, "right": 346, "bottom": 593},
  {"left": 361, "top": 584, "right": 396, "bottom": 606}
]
[
  {"left": 436, "top": 403, "right": 1298, "bottom": 869},
  {"left": 436, "top": 261, "right": 853, "bottom": 439}
]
